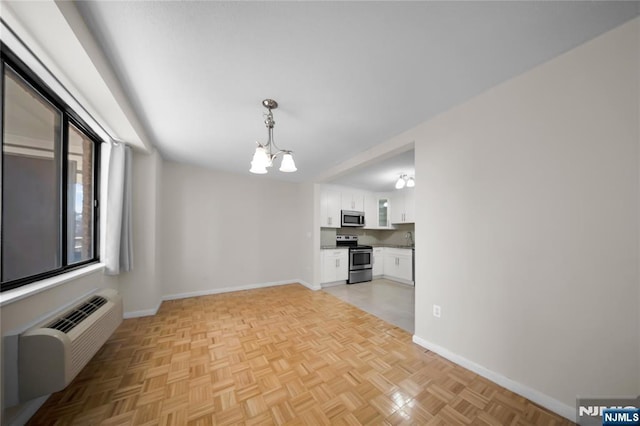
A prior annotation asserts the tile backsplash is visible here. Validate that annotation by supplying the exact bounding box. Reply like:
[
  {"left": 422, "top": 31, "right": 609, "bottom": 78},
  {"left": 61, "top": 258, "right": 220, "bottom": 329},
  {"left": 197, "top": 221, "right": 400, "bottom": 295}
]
[{"left": 322, "top": 224, "right": 415, "bottom": 246}]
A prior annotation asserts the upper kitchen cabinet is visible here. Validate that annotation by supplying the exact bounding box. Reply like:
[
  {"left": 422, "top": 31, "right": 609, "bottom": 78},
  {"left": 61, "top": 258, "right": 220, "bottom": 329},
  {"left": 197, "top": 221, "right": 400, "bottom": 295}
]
[
  {"left": 390, "top": 188, "right": 415, "bottom": 224},
  {"left": 320, "top": 184, "right": 408, "bottom": 228},
  {"left": 363, "top": 192, "right": 394, "bottom": 229},
  {"left": 320, "top": 187, "right": 341, "bottom": 228},
  {"left": 364, "top": 193, "right": 393, "bottom": 229},
  {"left": 377, "top": 195, "right": 394, "bottom": 228},
  {"left": 363, "top": 192, "right": 377, "bottom": 229},
  {"left": 341, "top": 189, "right": 365, "bottom": 212}
]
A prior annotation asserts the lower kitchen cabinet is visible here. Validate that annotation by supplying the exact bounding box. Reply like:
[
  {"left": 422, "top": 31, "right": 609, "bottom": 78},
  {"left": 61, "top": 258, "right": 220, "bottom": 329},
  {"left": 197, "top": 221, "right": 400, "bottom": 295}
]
[
  {"left": 321, "top": 249, "right": 349, "bottom": 284},
  {"left": 383, "top": 248, "right": 413, "bottom": 284},
  {"left": 372, "top": 247, "right": 384, "bottom": 277}
]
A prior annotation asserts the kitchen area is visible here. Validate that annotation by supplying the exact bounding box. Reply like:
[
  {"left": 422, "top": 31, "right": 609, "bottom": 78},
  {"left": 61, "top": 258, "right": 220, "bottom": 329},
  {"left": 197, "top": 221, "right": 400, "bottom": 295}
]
[
  {"left": 318, "top": 150, "right": 416, "bottom": 332},
  {"left": 320, "top": 222, "right": 415, "bottom": 286}
]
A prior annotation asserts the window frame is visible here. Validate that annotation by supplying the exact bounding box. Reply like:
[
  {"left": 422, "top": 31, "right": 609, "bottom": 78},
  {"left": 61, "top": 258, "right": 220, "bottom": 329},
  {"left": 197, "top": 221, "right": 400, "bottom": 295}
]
[{"left": 1, "top": 43, "right": 102, "bottom": 292}]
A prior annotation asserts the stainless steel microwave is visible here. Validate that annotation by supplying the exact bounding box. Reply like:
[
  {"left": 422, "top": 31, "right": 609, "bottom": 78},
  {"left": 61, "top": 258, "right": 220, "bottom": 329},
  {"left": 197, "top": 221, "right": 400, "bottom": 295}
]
[{"left": 341, "top": 210, "right": 365, "bottom": 227}]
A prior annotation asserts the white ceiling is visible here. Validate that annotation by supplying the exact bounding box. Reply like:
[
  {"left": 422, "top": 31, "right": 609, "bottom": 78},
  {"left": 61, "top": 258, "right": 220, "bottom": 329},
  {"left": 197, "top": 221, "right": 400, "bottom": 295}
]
[
  {"left": 329, "top": 149, "right": 415, "bottom": 193},
  {"left": 75, "top": 1, "right": 639, "bottom": 185}
]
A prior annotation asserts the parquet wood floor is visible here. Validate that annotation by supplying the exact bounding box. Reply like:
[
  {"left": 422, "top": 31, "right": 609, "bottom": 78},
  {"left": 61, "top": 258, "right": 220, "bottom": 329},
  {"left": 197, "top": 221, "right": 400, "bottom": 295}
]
[{"left": 28, "top": 284, "right": 574, "bottom": 425}]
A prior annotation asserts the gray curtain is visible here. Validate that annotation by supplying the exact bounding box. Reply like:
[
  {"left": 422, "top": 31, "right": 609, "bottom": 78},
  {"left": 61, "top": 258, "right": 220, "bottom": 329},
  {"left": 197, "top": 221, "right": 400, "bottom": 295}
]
[{"left": 105, "top": 142, "right": 133, "bottom": 275}]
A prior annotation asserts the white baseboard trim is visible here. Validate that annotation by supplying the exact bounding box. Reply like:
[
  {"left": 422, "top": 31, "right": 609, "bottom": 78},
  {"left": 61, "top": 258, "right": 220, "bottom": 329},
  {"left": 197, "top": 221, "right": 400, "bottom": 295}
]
[
  {"left": 382, "top": 275, "right": 414, "bottom": 286},
  {"left": 320, "top": 280, "right": 348, "bottom": 288},
  {"left": 411, "top": 335, "right": 576, "bottom": 423},
  {"left": 163, "top": 279, "right": 319, "bottom": 301},
  {"left": 123, "top": 280, "right": 319, "bottom": 318},
  {"left": 7, "top": 395, "right": 49, "bottom": 426},
  {"left": 297, "top": 279, "right": 322, "bottom": 291},
  {"left": 123, "top": 300, "right": 162, "bottom": 319}
]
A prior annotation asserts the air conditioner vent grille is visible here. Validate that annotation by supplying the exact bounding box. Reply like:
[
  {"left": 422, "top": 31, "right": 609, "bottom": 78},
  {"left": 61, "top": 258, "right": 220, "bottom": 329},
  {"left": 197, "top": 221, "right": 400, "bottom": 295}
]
[{"left": 46, "top": 296, "right": 108, "bottom": 333}]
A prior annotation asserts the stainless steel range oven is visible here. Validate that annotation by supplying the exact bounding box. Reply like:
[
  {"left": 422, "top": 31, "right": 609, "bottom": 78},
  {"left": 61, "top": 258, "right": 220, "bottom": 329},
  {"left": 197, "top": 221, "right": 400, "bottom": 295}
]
[{"left": 336, "top": 235, "right": 373, "bottom": 284}]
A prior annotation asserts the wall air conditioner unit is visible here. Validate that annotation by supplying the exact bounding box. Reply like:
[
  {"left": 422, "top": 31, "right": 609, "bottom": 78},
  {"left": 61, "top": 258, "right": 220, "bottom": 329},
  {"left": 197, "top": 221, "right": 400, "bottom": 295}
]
[{"left": 18, "top": 288, "right": 123, "bottom": 402}]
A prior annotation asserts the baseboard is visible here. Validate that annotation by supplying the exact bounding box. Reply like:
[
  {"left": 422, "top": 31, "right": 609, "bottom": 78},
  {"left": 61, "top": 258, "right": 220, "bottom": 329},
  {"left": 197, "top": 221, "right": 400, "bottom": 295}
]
[
  {"left": 411, "top": 335, "right": 576, "bottom": 423},
  {"left": 163, "top": 279, "right": 319, "bottom": 301},
  {"left": 123, "top": 300, "right": 162, "bottom": 319},
  {"left": 296, "top": 279, "right": 322, "bottom": 291},
  {"left": 382, "top": 275, "right": 414, "bottom": 286},
  {"left": 6, "top": 395, "right": 49, "bottom": 426},
  {"left": 122, "top": 280, "right": 319, "bottom": 318},
  {"left": 320, "top": 280, "right": 348, "bottom": 288}
]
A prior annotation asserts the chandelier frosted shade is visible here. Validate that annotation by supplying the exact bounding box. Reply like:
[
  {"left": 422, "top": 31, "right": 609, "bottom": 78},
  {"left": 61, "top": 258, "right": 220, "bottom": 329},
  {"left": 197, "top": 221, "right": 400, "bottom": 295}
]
[
  {"left": 249, "top": 99, "right": 297, "bottom": 174},
  {"left": 395, "top": 174, "right": 415, "bottom": 189},
  {"left": 279, "top": 153, "right": 297, "bottom": 172},
  {"left": 249, "top": 146, "right": 269, "bottom": 174}
]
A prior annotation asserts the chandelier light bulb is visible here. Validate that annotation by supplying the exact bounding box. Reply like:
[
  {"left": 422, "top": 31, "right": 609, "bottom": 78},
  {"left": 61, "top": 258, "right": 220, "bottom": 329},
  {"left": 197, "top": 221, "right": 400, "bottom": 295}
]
[
  {"left": 406, "top": 177, "right": 415, "bottom": 188},
  {"left": 395, "top": 176, "right": 406, "bottom": 189}
]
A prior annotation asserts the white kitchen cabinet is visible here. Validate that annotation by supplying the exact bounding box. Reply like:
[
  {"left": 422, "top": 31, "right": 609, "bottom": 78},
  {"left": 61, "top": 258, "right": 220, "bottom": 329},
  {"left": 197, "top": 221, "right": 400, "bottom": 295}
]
[
  {"left": 383, "top": 248, "right": 413, "bottom": 284},
  {"left": 377, "top": 195, "right": 394, "bottom": 229},
  {"left": 372, "top": 247, "right": 384, "bottom": 277},
  {"left": 363, "top": 193, "right": 393, "bottom": 230},
  {"left": 363, "top": 192, "right": 377, "bottom": 229},
  {"left": 341, "top": 190, "right": 365, "bottom": 212},
  {"left": 320, "top": 187, "right": 341, "bottom": 228},
  {"left": 404, "top": 189, "right": 415, "bottom": 223},
  {"left": 390, "top": 188, "right": 415, "bottom": 224},
  {"left": 321, "top": 249, "right": 349, "bottom": 283},
  {"left": 390, "top": 192, "right": 403, "bottom": 224}
]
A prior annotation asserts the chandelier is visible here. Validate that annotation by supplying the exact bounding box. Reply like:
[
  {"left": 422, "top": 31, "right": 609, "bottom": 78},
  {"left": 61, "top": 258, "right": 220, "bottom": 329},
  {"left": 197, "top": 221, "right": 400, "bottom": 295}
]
[
  {"left": 249, "top": 99, "right": 297, "bottom": 174},
  {"left": 395, "top": 174, "right": 415, "bottom": 189}
]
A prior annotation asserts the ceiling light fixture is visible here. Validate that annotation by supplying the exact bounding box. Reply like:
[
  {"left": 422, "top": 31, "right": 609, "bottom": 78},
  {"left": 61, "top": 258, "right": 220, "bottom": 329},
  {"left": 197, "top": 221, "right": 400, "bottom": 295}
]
[
  {"left": 395, "top": 174, "right": 415, "bottom": 189},
  {"left": 250, "top": 99, "right": 297, "bottom": 174}
]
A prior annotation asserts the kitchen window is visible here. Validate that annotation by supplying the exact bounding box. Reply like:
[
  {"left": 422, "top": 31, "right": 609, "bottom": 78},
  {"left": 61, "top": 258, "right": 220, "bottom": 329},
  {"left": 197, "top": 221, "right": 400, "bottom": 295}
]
[{"left": 1, "top": 45, "right": 101, "bottom": 292}]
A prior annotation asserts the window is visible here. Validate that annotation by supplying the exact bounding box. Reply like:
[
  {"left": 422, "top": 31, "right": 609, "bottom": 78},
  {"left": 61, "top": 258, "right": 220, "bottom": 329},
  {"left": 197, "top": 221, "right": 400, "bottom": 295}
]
[
  {"left": 67, "top": 123, "right": 96, "bottom": 264},
  {"left": 1, "top": 45, "right": 101, "bottom": 291}
]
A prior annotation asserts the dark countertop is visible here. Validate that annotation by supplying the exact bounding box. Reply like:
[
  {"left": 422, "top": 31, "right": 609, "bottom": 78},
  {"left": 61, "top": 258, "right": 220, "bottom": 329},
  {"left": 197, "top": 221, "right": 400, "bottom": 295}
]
[
  {"left": 371, "top": 244, "right": 414, "bottom": 249},
  {"left": 321, "top": 244, "right": 414, "bottom": 249}
]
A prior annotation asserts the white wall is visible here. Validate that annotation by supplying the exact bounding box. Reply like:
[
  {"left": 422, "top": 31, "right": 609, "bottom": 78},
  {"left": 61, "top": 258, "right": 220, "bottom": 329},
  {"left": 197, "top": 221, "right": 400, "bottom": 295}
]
[
  {"left": 297, "top": 182, "right": 316, "bottom": 286},
  {"left": 160, "top": 161, "right": 312, "bottom": 298},
  {"left": 407, "top": 18, "right": 639, "bottom": 418},
  {"left": 116, "top": 149, "right": 163, "bottom": 316}
]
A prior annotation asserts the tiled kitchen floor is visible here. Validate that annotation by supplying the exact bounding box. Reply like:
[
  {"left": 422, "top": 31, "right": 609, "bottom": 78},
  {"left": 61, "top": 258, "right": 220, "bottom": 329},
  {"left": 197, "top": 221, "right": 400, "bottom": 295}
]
[{"left": 323, "top": 278, "right": 415, "bottom": 333}]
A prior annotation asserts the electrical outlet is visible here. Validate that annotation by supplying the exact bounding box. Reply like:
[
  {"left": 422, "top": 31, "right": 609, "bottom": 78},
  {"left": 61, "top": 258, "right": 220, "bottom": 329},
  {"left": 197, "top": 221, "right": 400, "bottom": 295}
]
[{"left": 433, "top": 305, "right": 441, "bottom": 318}]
